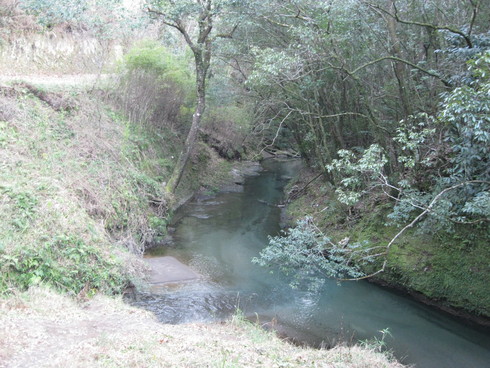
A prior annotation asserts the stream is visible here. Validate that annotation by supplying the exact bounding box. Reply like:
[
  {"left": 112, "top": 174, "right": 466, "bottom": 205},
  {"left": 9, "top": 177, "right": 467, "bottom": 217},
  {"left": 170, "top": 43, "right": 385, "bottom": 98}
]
[{"left": 131, "top": 159, "right": 490, "bottom": 368}]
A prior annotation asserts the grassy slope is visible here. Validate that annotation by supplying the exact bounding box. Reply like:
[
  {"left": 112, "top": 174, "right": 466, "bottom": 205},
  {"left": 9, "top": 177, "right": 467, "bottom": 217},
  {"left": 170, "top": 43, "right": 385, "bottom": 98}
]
[
  {"left": 0, "top": 80, "right": 195, "bottom": 294},
  {"left": 0, "top": 287, "right": 403, "bottom": 368},
  {"left": 286, "top": 169, "right": 490, "bottom": 319}
]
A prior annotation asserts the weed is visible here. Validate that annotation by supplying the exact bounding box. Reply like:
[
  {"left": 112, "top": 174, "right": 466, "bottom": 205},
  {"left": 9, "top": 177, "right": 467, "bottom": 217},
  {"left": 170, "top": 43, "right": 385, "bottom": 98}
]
[
  {"left": 360, "top": 328, "right": 393, "bottom": 353},
  {"left": 1, "top": 187, "right": 38, "bottom": 232}
]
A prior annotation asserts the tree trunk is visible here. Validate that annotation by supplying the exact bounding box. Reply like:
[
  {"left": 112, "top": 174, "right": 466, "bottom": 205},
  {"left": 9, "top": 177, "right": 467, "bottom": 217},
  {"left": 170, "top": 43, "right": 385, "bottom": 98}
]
[
  {"left": 386, "top": 0, "right": 411, "bottom": 118},
  {"left": 162, "top": 1, "right": 213, "bottom": 195},
  {"left": 166, "top": 57, "right": 208, "bottom": 194}
]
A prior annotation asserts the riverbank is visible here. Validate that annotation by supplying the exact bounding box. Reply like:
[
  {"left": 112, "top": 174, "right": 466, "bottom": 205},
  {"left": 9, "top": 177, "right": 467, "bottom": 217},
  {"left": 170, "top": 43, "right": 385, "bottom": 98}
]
[
  {"left": 0, "top": 287, "right": 404, "bottom": 368},
  {"left": 0, "top": 78, "right": 235, "bottom": 295},
  {"left": 284, "top": 168, "right": 490, "bottom": 325}
]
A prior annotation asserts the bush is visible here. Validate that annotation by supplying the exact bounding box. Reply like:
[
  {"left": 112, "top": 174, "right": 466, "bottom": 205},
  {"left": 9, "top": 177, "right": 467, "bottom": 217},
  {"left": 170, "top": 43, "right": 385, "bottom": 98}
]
[{"left": 115, "top": 40, "right": 195, "bottom": 132}]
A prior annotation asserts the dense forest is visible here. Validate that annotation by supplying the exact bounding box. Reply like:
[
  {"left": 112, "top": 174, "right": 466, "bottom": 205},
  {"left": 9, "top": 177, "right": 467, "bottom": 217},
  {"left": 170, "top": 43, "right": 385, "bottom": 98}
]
[
  {"left": 0, "top": 0, "right": 489, "bottom": 365},
  {"left": 139, "top": 0, "right": 490, "bottom": 317}
]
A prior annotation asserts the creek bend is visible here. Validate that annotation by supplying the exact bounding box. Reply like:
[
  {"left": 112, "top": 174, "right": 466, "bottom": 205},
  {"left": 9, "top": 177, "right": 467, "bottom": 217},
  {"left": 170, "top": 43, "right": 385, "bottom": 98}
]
[{"left": 131, "top": 159, "right": 490, "bottom": 368}]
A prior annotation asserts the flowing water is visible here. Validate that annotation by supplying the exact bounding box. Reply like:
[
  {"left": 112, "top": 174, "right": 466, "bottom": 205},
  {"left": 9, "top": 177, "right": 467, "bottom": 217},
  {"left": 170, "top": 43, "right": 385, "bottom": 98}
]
[{"left": 132, "top": 159, "right": 490, "bottom": 368}]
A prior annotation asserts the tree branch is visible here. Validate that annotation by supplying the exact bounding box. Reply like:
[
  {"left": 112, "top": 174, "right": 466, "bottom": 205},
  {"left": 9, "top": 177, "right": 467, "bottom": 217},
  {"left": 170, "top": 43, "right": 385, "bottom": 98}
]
[
  {"left": 363, "top": 0, "right": 473, "bottom": 48},
  {"left": 259, "top": 110, "right": 293, "bottom": 155},
  {"left": 147, "top": 8, "right": 196, "bottom": 50},
  {"left": 348, "top": 56, "right": 452, "bottom": 87},
  {"left": 213, "top": 24, "right": 238, "bottom": 40},
  {"left": 340, "top": 180, "right": 489, "bottom": 281}
]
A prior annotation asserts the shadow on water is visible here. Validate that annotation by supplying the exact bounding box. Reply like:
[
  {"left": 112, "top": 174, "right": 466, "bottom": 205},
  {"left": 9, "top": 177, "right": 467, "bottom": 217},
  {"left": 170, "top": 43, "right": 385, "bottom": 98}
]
[{"left": 127, "top": 159, "right": 490, "bottom": 368}]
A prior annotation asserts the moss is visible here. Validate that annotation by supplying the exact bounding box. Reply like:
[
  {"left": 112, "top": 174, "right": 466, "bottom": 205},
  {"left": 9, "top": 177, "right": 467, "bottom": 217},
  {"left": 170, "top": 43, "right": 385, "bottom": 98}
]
[
  {"left": 175, "top": 142, "right": 234, "bottom": 201},
  {"left": 286, "top": 169, "right": 490, "bottom": 318},
  {"left": 382, "top": 231, "right": 490, "bottom": 316}
]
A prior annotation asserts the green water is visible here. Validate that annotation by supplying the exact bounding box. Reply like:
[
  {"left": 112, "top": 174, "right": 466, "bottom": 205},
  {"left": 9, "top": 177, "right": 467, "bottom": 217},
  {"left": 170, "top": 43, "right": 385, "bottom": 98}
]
[{"left": 134, "top": 159, "right": 490, "bottom": 368}]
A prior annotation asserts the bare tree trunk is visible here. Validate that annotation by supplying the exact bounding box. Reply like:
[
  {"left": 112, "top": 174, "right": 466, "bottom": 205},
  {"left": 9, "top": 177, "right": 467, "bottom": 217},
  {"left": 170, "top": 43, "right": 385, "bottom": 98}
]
[
  {"left": 386, "top": 0, "right": 411, "bottom": 118},
  {"left": 166, "top": 67, "right": 207, "bottom": 193}
]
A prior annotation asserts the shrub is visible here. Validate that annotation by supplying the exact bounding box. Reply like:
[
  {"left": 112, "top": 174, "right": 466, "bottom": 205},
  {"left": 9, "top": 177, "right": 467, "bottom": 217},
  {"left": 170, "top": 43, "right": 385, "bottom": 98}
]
[{"left": 115, "top": 40, "right": 195, "bottom": 132}]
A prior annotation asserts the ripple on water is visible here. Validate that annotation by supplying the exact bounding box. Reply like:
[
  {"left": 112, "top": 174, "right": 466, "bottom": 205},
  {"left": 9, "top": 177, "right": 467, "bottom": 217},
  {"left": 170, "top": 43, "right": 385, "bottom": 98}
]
[{"left": 129, "top": 283, "right": 242, "bottom": 324}]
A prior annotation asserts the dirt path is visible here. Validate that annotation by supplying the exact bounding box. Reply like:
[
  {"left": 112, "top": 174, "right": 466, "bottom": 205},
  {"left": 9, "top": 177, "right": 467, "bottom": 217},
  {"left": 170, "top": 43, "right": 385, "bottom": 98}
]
[{"left": 0, "top": 74, "right": 114, "bottom": 89}]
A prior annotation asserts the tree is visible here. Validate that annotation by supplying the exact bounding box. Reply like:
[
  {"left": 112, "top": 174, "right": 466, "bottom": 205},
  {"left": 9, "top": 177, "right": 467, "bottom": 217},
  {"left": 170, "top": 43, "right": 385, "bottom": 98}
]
[
  {"left": 240, "top": 0, "right": 489, "bottom": 176},
  {"left": 255, "top": 50, "right": 490, "bottom": 287},
  {"left": 147, "top": 0, "right": 236, "bottom": 194}
]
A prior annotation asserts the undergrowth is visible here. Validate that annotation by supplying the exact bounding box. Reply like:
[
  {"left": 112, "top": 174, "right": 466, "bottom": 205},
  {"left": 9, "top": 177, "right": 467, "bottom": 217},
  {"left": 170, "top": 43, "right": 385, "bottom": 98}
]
[
  {"left": 0, "top": 71, "right": 241, "bottom": 296},
  {"left": 0, "top": 235, "right": 125, "bottom": 296}
]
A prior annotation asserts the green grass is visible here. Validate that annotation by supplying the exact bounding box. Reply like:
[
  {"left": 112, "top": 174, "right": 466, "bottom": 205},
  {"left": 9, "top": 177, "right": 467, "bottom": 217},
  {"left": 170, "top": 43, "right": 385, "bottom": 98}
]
[{"left": 0, "top": 79, "right": 243, "bottom": 296}]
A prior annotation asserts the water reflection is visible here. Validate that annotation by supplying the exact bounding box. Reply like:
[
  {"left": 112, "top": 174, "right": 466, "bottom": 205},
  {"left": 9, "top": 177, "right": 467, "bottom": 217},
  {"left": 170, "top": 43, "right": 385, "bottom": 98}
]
[{"left": 131, "top": 159, "right": 490, "bottom": 368}]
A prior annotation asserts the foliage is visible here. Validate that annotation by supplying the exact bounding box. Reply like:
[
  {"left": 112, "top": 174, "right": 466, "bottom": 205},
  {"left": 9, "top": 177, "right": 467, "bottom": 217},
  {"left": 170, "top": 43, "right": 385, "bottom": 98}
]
[
  {"left": 0, "top": 235, "right": 126, "bottom": 295},
  {"left": 230, "top": 0, "right": 490, "bottom": 171},
  {"left": 271, "top": 51, "right": 489, "bottom": 292},
  {"left": 326, "top": 51, "right": 490, "bottom": 235},
  {"left": 20, "top": 0, "right": 89, "bottom": 25},
  {"left": 326, "top": 145, "right": 388, "bottom": 206},
  {"left": 115, "top": 41, "right": 195, "bottom": 133},
  {"left": 394, "top": 114, "right": 437, "bottom": 171},
  {"left": 19, "top": 0, "right": 139, "bottom": 38},
  {"left": 395, "top": 52, "right": 489, "bottom": 232},
  {"left": 123, "top": 41, "right": 193, "bottom": 88},
  {"left": 440, "top": 52, "right": 490, "bottom": 184},
  {"left": 253, "top": 217, "right": 368, "bottom": 292}
]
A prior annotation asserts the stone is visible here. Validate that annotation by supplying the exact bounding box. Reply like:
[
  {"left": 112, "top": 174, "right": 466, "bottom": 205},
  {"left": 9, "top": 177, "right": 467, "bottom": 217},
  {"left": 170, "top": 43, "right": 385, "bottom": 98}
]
[{"left": 145, "top": 256, "right": 200, "bottom": 285}]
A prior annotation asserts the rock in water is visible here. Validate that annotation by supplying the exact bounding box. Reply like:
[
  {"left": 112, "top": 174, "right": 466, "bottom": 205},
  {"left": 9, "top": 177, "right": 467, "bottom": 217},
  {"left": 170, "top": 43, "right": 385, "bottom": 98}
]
[{"left": 145, "top": 256, "right": 200, "bottom": 285}]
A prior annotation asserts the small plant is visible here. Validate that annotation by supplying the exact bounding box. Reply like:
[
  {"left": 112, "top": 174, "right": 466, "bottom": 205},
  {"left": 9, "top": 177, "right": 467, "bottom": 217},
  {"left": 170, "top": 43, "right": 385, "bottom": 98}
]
[
  {"left": 360, "top": 328, "right": 393, "bottom": 353},
  {"left": 1, "top": 188, "right": 38, "bottom": 232}
]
